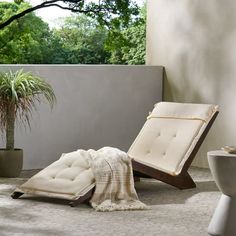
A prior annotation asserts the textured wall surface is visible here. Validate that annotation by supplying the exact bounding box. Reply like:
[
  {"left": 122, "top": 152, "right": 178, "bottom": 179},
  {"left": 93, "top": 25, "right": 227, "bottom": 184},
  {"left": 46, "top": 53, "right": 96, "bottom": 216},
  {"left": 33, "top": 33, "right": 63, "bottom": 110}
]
[
  {"left": 146, "top": 0, "right": 236, "bottom": 167},
  {"left": 0, "top": 65, "right": 163, "bottom": 169}
]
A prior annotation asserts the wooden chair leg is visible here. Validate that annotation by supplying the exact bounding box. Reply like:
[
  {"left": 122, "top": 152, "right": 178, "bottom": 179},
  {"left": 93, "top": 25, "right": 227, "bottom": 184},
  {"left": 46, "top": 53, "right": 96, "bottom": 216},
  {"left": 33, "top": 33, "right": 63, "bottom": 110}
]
[
  {"left": 134, "top": 176, "right": 141, "bottom": 182},
  {"left": 173, "top": 172, "right": 196, "bottom": 190},
  {"left": 11, "top": 191, "right": 24, "bottom": 199},
  {"left": 69, "top": 188, "right": 94, "bottom": 207}
]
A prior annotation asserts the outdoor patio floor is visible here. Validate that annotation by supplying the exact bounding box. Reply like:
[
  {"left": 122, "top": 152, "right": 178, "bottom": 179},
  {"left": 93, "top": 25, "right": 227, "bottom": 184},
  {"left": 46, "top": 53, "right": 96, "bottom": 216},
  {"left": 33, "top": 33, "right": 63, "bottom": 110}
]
[{"left": 0, "top": 167, "right": 220, "bottom": 236}]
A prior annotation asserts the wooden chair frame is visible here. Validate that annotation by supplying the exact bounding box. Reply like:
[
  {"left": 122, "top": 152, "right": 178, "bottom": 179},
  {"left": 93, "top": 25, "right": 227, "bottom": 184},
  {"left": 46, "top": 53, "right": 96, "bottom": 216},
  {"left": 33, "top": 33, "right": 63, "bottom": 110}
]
[
  {"left": 11, "top": 188, "right": 94, "bottom": 207},
  {"left": 132, "top": 111, "right": 219, "bottom": 189}
]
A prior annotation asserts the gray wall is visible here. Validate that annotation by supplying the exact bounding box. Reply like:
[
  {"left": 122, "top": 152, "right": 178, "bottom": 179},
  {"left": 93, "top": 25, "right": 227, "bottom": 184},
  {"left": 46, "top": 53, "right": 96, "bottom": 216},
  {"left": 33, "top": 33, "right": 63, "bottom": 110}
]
[
  {"left": 0, "top": 65, "right": 163, "bottom": 169},
  {"left": 146, "top": 0, "right": 235, "bottom": 167}
]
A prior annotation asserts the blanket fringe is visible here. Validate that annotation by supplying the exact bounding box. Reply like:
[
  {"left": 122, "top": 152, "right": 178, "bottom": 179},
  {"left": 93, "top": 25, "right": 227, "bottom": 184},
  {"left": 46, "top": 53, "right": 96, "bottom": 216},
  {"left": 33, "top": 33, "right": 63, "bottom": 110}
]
[{"left": 91, "top": 200, "right": 149, "bottom": 212}]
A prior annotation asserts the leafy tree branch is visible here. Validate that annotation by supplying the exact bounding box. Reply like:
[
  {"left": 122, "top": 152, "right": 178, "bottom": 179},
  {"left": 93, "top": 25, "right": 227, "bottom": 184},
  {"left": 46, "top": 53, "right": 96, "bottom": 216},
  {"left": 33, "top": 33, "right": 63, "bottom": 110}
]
[{"left": 0, "top": 0, "right": 138, "bottom": 30}]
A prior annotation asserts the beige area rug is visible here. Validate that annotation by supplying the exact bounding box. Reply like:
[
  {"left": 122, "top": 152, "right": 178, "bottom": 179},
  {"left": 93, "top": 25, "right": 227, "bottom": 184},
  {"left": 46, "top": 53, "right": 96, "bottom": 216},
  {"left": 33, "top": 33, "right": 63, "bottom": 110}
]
[{"left": 0, "top": 168, "right": 220, "bottom": 236}]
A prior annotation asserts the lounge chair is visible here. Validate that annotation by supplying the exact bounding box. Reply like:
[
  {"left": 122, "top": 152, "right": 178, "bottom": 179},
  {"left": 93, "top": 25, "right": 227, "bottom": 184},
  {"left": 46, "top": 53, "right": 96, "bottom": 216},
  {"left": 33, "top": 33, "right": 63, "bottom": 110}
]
[
  {"left": 129, "top": 102, "right": 219, "bottom": 189},
  {"left": 12, "top": 102, "right": 219, "bottom": 206}
]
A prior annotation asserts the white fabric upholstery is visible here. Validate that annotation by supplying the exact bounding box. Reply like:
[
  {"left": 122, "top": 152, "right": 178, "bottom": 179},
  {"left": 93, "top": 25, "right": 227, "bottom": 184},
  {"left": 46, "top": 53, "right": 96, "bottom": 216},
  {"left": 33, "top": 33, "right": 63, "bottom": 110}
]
[
  {"left": 128, "top": 102, "right": 218, "bottom": 176},
  {"left": 17, "top": 150, "right": 95, "bottom": 200}
]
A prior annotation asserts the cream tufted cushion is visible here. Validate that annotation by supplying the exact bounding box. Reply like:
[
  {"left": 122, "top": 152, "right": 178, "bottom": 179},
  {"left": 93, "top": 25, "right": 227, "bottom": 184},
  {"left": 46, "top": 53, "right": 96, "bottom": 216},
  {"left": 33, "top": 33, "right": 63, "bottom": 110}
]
[
  {"left": 16, "top": 150, "right": 95, "bottom": 200},
  {"left": 128, "top": 102, "right": 219, "bottom": 176}
]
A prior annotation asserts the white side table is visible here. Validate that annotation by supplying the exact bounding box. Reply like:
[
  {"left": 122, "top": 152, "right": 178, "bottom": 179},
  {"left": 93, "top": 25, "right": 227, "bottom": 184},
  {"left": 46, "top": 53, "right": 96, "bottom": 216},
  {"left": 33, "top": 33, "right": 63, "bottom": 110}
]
[{"left": 207, "top": 150, "right": 236, "bottom": 236}]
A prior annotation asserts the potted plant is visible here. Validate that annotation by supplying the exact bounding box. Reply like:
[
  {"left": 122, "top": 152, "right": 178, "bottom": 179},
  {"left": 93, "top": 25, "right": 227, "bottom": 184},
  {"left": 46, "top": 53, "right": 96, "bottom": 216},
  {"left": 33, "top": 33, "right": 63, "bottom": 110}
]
[{"left": 0, "top": 69, "right": 56, "bottom": 177}]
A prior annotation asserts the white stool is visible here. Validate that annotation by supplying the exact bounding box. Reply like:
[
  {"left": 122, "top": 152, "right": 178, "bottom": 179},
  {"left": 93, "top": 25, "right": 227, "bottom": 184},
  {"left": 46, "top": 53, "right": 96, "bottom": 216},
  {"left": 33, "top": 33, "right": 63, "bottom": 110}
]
[{"left": 207, "top": 150, "right": 236, "bottom": 236}]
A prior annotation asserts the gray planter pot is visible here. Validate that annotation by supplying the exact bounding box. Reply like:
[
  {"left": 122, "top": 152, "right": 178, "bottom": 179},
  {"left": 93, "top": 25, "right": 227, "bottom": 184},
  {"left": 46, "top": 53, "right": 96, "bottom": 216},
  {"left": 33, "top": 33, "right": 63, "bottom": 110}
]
[{"left": 0, "top": 149, "right": 23, "bottom": 177}]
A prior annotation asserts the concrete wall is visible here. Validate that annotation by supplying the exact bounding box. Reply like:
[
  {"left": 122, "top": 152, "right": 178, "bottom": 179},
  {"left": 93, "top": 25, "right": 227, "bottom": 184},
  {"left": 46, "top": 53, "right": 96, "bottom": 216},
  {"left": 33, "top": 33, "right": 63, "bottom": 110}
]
[
  {"left": 0, "top": 65, "right": 163, "bottom": 169},
  {"left": 146, "top": 0, "right": 236, "bottom": 167}
]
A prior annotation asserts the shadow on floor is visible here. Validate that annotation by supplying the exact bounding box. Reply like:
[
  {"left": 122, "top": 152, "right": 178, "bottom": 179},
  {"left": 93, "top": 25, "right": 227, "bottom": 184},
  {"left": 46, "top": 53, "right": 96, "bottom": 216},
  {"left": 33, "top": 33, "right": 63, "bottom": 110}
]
[
  {"left": 135, "top": 179, "right": 219, "bottom": 205},
  {"left": 0, "top": 225, "right": 65, "bottom": 236}
]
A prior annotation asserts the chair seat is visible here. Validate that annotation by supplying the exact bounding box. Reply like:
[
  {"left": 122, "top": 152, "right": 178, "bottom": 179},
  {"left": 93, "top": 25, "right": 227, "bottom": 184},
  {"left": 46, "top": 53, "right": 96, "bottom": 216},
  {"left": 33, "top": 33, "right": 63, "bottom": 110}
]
[
  {"left": 17, "top": 150, "right": 95, "bottom": 200},
  {"left": 128, "top": 102, "right": 219, "bottom": 175}
]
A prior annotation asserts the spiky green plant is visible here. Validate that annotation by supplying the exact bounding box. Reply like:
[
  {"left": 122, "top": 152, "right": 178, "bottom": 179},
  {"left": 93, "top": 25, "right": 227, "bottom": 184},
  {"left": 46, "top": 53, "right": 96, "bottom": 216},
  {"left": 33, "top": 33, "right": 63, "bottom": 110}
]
[{"left": 0, "top": 69, "right": 56, "bottom": 150}]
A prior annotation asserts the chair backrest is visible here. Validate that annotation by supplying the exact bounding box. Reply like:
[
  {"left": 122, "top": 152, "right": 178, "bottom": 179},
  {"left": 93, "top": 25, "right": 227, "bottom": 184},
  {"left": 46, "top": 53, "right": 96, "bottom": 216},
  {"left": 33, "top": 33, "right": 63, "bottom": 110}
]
[{"left": 128, "top": 102, "right": 219, "bottom": 176}]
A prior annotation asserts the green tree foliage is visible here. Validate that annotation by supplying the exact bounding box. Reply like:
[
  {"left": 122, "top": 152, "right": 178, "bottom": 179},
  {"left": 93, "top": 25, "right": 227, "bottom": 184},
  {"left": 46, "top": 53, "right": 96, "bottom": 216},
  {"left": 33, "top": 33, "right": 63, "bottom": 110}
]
[
  {"left": 0, "top": 1, "right": 146, "bottom": 64},
  {"left": 53, "top": 4, "right": 147, "bottom": 65},
  {"left": 0, "top": 0, "right": 138, "bottom": 30},
  {"left": 107, "top": 4, "right": 146, "bottom": 64},
  {"left": 0, "top": 2, "right": 54, "bottom": 63},
  {"left": 53, "top": 15, "right": 110, "bottom": 64}
]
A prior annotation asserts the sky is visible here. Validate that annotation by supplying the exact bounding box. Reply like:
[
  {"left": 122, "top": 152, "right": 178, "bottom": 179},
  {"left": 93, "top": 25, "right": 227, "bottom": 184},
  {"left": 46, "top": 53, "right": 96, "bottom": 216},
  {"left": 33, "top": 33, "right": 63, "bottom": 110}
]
[{"left": 6, "top": 0, "right": 146, "bottom": 28}]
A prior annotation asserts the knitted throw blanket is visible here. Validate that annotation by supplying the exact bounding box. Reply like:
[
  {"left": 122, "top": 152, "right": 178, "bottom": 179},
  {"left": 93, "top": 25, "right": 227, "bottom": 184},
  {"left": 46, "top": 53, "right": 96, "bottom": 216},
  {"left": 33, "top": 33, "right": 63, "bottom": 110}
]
[{"left": 88, "top": 147, "right": 148, "bottom": 212}]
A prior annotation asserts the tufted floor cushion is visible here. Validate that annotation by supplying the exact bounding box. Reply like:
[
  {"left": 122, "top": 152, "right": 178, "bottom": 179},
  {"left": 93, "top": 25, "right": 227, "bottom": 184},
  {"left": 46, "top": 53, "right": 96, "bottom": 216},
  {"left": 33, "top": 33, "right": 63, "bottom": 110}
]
[
  {"left": 128, "top": 102, "right": 219, "bottom": 176},
  {"left": 16, "top": 150, "right": 95, "bottom": 200}
]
